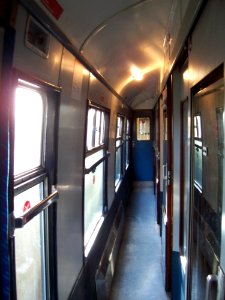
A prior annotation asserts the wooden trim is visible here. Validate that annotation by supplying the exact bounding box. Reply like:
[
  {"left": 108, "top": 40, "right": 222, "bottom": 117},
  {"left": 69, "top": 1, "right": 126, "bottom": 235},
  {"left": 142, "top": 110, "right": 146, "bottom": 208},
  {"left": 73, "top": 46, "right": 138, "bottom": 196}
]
[
  {"left": 179, "top": 99, "right": 187, "bottom": 253},
  {"left": 165, "top": 75, "right": 173, "bottom": 292},
  {"left": 187, "top": 63, "right": 224, "bottom": 299},
  {"left": 156, "top": 102, "right": 161, "bottom": 225}
]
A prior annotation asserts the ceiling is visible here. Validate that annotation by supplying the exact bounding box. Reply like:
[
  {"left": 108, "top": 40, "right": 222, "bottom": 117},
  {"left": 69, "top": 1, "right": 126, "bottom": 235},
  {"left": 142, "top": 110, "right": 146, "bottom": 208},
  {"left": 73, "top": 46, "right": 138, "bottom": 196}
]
[{"left": 33, "top": 0, "right": 174, "bottom": 109}]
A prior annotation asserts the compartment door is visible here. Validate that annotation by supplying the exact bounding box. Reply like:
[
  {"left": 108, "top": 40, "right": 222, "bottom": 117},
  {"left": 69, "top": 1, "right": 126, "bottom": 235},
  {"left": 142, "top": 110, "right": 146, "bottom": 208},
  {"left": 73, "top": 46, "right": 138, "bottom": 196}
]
[{"left": 189, "top": 66, "right": 225, "bottom": 300}]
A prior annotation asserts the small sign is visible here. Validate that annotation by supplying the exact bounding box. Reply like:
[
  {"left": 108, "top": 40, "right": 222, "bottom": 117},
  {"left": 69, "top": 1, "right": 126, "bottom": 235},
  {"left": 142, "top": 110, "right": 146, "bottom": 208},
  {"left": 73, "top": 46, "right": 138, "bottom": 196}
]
[
  {"left": 41, "top": 0, "right": 64, "bottom": 20},
  {"left": 23, "top": 200, "right": 31, "bottom": 213}
]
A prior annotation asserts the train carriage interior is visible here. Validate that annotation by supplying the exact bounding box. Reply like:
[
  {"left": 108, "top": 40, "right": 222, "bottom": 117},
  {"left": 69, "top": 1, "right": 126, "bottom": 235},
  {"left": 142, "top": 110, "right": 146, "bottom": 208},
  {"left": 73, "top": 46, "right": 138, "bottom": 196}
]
[{"left": 1, "top": 0, "right": 225, "bottom": 299}]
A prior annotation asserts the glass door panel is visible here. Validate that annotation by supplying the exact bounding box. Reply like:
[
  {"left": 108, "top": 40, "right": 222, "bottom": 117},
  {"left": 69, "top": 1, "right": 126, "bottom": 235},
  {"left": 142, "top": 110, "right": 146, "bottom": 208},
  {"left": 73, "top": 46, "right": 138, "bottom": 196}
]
[{"left": 190, "top": 76, "right": 224, "bottom": 299}]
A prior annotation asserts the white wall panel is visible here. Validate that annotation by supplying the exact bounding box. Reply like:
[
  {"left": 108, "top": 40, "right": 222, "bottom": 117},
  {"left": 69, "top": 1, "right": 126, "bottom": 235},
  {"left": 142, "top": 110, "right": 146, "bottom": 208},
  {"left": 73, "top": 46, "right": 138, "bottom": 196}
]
[
  {"left": 13, "top": 5, "right": 63, "bottom": 86},
  {"left": 57, "top": 48, "right": 89, "bottom": 300},
  {"left": 189, "top": 0, "right": 225, "bottom": 87},
  {"left": 172, "top": 69, "right": 181, "bottom": 252}
]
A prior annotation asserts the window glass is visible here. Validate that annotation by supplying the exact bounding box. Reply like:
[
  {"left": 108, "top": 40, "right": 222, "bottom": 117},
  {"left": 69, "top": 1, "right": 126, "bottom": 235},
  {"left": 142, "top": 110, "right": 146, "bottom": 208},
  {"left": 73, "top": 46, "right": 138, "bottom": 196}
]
[
  {"left": 116, "top": 116, "right": 123, "bottom": 137},
  {"left": 115, "top": 147, "right": 122, "bottom": 186},
  {"left": 86, "top": 108, "right": 106, "bottom": 150},
  {"left": 86, "top": 108, "right": 96, "bottom": 150},
  {"left": 95, "top": 110, "right": 101, "bottom": 147},
  {"left": 84, "top": 162, "right": 103, "bottom": 248},
  {"left": 14, "top": 86, "right": 44, "bottom": 175},
  {"left": 84, "top": 106, "right": 108, "bottom": 256},
  {"left": 14, "top": 183, "right": 44, "bottom": 218},
  {"left": 15, "top": 183, "right": 46, "bottom": 300},
  {"left": 125, "top": 120, "right": 130, "bottom": 168},
  {"left": 85, "top": 150, "right": 104, "bottom": 169},
  {"left": 115, "top": 115, "right": 124, "bottom": 187},
  {"left": 136, "top": 117, "right": 150, "bottom": 140},
  {"left": 100, "top": 112, "right": 105, "bottom": 144},
  {"left": 194, "top": 115, "right": 202, "bottom": 139}
]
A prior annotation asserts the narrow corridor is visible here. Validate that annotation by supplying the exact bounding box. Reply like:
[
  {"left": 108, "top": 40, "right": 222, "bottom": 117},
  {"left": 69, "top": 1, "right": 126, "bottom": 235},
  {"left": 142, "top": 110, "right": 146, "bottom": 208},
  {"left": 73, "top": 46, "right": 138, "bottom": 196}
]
[{"left": 110, "top": 187, "right": 170, "bottom": 300}]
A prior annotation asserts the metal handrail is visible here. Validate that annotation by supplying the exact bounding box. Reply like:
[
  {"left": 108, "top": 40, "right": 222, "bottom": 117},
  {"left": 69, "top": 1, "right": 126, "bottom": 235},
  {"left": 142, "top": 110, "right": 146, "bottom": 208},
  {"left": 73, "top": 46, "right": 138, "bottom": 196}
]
[
  {"left": 85, "top": 152, "right": 110, "bottom": 174},
  {"left": 15, "top": 190, "right": 59, "bottom": 228}
]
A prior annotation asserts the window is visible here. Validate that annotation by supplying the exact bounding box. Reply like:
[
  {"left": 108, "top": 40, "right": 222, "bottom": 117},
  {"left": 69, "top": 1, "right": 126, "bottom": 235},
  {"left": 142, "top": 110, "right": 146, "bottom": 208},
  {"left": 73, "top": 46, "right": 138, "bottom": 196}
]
[
  {"left": 136, "top": 117, "right": 150, "bottom": 140},
  {"left": 84, "top": 105, "right": 109, "bottom": 256},
  {"left": 115, "top": 115, "right": 125, "bottom": 188},
  {"left": 194, "top": 115, "right": 202, "bottom": 139},
  {"left": 125, "top": 119, "right": 130, "bottom": 169},
  {"left": 193, "top": 114, "right": 202, "bottom": 190},
  {"left": 13, "top": 79, "right": 59, "bottom": 300}
]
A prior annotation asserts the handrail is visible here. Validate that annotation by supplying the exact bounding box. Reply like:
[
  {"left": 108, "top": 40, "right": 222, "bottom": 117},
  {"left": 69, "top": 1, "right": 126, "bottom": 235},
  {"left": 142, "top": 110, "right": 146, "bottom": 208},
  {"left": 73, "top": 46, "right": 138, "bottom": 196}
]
[
  {"left": 15, "top": 190, "right": 59, "bottom": 228},
  {"left": 85, "top": 152, "right": 110, "bottom": 174}
]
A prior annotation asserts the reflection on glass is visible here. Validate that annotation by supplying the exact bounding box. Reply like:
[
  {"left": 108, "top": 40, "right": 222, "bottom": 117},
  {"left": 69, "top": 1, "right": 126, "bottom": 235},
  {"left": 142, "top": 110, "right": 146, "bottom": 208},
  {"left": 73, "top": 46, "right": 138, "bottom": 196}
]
[
  {"left": 84, "top": 163, "right": 103, "bottom": 248},
  {"left": 194, "top": 142, "right": 202, "bottom": 189},
  {"left": 136, "top": 117, "right": 150, "bottom": 140},
  {"left": 116, "top": 116, "right": 123, "bottom": 138},
  {"left": 191, "top": 80, "right": 224, "bottom": 300},
  {"left": 194, "top": 115, "right": 202, "bottom": 139},
  {"left": 14, "top": 86, "right": 44, "bottom": 175},
  {"left": 15, "top": 184, "right": 46, "bottom": 300}
]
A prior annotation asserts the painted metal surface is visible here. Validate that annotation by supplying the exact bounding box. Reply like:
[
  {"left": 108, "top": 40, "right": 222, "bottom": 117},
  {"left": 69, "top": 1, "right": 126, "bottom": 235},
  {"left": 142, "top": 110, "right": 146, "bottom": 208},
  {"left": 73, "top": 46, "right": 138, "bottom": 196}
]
[
  {"left": 57, "top": 48, "right": 89, "bottom": 300},
  {"left": 28, "top": 0, "right": 173, "bottom": 109},
  {"left": 13, "top": 6, "right": 63, "bottom": 86}
]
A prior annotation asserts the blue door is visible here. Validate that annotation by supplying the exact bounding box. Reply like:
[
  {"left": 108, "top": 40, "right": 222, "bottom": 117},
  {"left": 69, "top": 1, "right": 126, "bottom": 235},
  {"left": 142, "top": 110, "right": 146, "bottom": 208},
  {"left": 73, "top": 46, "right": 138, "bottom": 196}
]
[{"left": 132, "top": 110, "right": 154, "bottom": 182}]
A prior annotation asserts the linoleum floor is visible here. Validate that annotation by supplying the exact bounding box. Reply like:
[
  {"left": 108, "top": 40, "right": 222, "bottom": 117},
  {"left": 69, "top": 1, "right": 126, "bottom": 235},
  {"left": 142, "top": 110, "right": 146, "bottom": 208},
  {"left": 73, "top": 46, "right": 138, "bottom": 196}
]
[{"left": 109, "top": 187, "right": 170, "bottom": 300}]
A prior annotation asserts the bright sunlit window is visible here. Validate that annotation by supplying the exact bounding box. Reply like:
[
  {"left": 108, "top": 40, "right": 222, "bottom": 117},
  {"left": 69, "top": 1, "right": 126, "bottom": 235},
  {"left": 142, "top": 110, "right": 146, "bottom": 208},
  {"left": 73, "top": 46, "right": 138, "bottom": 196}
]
[
  {"left": 84, "top": 105, "right": 109, "bottom": 256},
  {"left": 14, "top": 86, "right": 44, "bottom": 175},
  {"left": 115, "top": 115, "right": 125, "bottom": 188},
  {"left": 136, "top": 117, "right": 150, "bottom": 141}
]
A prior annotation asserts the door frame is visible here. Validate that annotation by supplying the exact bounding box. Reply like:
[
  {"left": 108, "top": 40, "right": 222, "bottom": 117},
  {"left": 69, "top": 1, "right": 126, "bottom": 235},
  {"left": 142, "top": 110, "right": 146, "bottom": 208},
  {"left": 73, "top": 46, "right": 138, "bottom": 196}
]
[
  {"left": 9, "top": 70, "right": 60, "bottom": 299},
  {"left": 165, "top": 76, "right": 173, "bottom": 292},
  {"left": 187, "top": 63, "right": 224, "bottom": 299}
]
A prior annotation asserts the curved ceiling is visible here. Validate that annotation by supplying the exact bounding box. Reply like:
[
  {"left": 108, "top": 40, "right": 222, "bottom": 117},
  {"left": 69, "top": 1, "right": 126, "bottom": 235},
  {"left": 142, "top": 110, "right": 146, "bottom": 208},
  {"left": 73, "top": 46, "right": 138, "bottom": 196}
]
[{"left": 34, "top": 0, "right": 174, "bottom": 109}]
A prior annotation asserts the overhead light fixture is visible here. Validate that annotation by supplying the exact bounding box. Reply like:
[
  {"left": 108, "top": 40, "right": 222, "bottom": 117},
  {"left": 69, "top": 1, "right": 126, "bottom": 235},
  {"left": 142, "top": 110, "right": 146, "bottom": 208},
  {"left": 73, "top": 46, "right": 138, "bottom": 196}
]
[{"left": 131, "top": 66, "right": 143, "bottom": 81}]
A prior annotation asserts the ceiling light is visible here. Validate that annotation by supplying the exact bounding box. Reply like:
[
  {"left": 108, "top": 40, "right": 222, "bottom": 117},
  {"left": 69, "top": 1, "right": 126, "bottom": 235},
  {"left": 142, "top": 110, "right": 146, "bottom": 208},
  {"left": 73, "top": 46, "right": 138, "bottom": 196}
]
[{"left": 131, "top": 66, "right": 143, "bottom": 81}]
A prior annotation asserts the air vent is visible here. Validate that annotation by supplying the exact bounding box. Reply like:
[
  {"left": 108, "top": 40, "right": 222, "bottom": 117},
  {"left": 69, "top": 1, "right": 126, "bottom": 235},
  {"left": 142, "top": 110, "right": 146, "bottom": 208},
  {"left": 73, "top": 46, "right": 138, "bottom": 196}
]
[{"left": 25, "top": 17, "right": 50, "bottom": 58}]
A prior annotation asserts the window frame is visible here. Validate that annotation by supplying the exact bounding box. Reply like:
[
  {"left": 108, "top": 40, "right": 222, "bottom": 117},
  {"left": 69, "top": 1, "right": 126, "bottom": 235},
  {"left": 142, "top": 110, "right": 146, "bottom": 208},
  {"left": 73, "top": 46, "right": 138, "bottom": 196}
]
[
  {"left": 9, "top": 73, "right": 60, "bottom": 300},
  {"left": 115, "top": 114, "right": 125, "bottom": 189},
  {"left": 124, "top": 118, "right": 130, "bottom": 170},
  {"left": 84, "top": 102, "right": 110, "bottom": 256}
]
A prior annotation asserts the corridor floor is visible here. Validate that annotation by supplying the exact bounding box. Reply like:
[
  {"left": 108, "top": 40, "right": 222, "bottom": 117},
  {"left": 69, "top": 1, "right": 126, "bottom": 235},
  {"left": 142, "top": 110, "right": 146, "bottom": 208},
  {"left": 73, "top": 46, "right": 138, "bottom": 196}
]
[{"left": 109, "top": 187, "right": 170, "bottom": 300}]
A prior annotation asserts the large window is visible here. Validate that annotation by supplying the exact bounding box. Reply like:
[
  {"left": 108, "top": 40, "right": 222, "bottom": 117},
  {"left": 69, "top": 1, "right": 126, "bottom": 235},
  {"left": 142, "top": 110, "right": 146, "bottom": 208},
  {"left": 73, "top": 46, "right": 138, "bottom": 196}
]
[
  {"left": 136, "top": 117, "right": 150, "bottom": 140},
  {"left": 115, "top": 115, "right": 125, "bottom": 189},
  {"left": 84, "top": 105, "right": 109, "bottom": 256},
  {"left": 12, "top": 79, "right": 59, "bottom": 300}
]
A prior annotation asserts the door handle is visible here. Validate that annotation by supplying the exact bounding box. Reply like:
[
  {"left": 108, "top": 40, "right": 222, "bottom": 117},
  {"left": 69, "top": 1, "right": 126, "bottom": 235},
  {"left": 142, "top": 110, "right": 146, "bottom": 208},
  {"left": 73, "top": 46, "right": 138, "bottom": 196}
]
[{"left": 205, "top": 274, "right": 218, "bottom": 300}]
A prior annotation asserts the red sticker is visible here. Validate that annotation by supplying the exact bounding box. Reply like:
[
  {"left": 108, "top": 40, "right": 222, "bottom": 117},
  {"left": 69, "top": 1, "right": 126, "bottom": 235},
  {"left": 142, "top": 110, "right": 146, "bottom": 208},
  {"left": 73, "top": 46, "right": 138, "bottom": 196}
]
[
  {"left": 41, "top": 0, "right": 64, "bottom": 20},
  {"left": 23, "top": 201, "right": 31, "bottom": 213}
]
